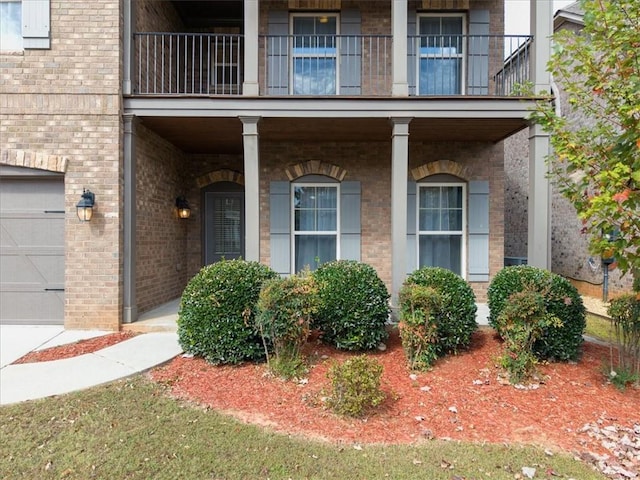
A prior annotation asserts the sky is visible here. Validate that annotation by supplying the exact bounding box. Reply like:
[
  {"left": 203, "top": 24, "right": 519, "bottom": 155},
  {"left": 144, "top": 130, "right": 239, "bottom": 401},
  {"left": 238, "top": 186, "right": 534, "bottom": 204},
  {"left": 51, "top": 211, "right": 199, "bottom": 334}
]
[{"left": 505, "top": 0, "right": 576, "bottom": 34}]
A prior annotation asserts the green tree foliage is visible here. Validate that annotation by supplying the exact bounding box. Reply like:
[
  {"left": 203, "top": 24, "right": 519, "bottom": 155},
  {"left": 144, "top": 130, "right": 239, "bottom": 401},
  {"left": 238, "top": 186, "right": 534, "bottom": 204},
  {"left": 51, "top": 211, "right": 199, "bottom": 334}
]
[{"left": 529, "top": 0, "right": 640, "bottom": 278}]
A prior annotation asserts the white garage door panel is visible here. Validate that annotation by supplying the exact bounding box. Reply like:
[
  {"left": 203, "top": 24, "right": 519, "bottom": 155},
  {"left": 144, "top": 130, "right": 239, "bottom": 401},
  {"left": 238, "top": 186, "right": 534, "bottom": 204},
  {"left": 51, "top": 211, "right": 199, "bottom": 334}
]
[
  {"left": 0, "top": 291, "right": 64, "bottom": 323},
  {"left": 0, "top": 176, "right": 65, "bottom": 325},
  {"left": 1, "top": 217, "right": 64, "bottom": 248}
]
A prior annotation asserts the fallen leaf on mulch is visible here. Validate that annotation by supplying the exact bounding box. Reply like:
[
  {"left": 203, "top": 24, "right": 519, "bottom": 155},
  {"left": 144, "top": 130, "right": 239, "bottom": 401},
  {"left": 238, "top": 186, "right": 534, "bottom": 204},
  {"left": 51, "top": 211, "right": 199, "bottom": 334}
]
[{"left": 12, "top": 331, "right": 137, "bottom": 364}]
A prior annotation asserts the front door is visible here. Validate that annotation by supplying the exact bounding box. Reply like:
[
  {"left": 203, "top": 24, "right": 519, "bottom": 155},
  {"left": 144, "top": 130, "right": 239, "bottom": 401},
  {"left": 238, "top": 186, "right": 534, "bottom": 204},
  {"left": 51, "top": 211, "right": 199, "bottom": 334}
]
[{"left": 204, "top": 186, "right": 245, "bottom": 265}]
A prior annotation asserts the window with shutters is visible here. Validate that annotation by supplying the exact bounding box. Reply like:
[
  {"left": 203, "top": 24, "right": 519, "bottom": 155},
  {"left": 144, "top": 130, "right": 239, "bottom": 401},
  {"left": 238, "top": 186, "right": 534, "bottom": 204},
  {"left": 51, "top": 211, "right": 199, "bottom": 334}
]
[
  {"left": 291, "top": 14, "right": 339, "bottom": 95},
  {"left": 417, "top": 183, "right": 466, "bottom": 276},
  {"left": 417, "top": 14, "right": 465, "bottom": 95},
  {"left": 0, "top": 1, "right": 22, "bottom": 51},
  {"left": 292, "top": 183, "right": 339, "bottom": 271}
]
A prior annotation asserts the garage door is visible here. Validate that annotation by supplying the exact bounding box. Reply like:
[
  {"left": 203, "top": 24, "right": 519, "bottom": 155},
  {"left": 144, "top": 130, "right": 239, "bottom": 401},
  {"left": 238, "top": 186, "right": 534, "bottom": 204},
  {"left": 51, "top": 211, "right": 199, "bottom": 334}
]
[{"left": 0, "top": 173, "right": 65, "bottom": 325}]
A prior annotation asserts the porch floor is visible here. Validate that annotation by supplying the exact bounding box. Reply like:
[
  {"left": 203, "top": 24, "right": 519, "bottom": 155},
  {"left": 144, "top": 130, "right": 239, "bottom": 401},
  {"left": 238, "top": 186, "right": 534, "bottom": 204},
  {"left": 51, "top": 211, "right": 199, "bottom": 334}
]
[
  {"left": 123, "top": 298, "right": 180, "bottom": 333},
  {"left": 123, "top": 299, "right": 492, "bottom": 333}
]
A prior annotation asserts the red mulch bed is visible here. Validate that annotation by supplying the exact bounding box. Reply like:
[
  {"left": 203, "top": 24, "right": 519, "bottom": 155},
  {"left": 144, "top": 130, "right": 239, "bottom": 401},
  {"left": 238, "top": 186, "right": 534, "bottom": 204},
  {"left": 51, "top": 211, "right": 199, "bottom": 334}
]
[
  {"left": 12, "top": 331, "right": 137, "bottom": 364},
  {"left": 150, "top": 327, "right": 639, "bottom": 458}
]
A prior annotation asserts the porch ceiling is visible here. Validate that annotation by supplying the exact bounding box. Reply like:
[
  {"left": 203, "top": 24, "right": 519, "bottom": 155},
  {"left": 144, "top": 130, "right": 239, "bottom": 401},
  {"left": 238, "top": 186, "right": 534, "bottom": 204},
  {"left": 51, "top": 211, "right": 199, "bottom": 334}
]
[{"left": 139, "top": 117, "right": 528, "bottom": 155}]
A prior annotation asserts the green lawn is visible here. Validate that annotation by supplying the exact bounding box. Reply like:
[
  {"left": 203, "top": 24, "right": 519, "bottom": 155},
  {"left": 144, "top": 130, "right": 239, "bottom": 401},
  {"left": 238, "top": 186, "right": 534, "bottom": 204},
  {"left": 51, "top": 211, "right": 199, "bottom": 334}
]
[
  {"left": 0, "top": 376, "right": 606, "bottom": 479},
  {"left": 585, "top": 313, "right": 614, "bottom": 343}
]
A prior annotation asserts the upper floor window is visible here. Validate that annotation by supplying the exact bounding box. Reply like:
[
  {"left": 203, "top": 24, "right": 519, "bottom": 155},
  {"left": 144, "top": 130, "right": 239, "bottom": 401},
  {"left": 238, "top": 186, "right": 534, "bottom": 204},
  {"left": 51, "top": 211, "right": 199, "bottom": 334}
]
[
  {"left": 418, "top": 14, "right": 465, "bottom": 95},
  {"left": 292, "top": 183, "right": 339, "bottom": 271},
  {"left": 417, "top": 183, "right": 466, "bottom": 276},
  {"left": 291, "top": 14, "right": 338, "bottom": 95},
  {"left": 0, "top": 1, "right": 22, "bottom": 51}
]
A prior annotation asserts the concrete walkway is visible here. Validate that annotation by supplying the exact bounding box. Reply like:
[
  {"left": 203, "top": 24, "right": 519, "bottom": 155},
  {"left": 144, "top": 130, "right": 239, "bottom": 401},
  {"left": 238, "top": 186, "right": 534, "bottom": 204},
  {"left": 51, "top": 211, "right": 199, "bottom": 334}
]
[{"left": 0, "top": 327, "right": 182, "bottom": 405}]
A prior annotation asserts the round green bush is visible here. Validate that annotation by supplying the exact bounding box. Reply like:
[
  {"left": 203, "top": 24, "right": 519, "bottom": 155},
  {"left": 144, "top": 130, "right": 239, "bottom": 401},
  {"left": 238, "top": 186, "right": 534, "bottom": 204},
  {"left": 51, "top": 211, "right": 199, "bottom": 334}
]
[
  {"left": 487, "top": 265, "right": 586, "bottom": 361},
  {"left": 403, "top": 267, "right": 478, "bottom": 355},
  {"left": 177, "top": 259, "right": 277, "bottom": 364},
  {"left": 312, "top": 260, "right": 390, "bottom": 351}
]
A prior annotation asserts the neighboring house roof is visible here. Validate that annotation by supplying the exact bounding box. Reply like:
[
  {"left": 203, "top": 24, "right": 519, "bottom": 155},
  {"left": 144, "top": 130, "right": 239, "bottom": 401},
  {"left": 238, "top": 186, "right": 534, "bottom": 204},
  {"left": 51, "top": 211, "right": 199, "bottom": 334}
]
[{"left": 554, "top": 2, "right": 584, "bottom": 30}]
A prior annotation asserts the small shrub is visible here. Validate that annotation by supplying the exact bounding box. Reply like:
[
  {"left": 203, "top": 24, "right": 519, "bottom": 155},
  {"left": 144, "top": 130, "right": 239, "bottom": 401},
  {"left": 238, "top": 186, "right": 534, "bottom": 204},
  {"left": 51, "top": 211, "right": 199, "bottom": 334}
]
[
  {"left": 487, "top": 266, "right": 586, "bottom": 361},
  {"left": 325, "top": 355, "right": 385, "bottom": 417},
  {"left": 256, "top": 273, "right": 320, "bottom": 379},
  {"left": 398, "top": 284, "right": 441, "bottom": 370},
  {"left": 402, "top": 267, "right": 477, "bottom": 356},
  {"left": 496, "top": 288, "right": 562, "bottom": 384},
  {"left": 312, "top": 260, "right": 390, "bottom": 351},
  {"left": 177, "top": 259, "right": 277, "bottom": 364},
  {"left": 606, "top": 294, "right": 640, "bottom": 389}
]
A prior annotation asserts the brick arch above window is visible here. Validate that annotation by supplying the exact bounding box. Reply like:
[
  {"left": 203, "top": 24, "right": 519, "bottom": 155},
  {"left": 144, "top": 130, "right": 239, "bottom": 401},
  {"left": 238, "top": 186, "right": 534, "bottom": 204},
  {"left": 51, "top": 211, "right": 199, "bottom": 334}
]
[
  {"left": 411, "top": 160, "right": 470, "bottom": 182},
  {"left": 1, "top": 149, "right": 68, "bottom": 173},
  {"left": 285, "top": 161, "right": 347, "bottom": 182},
  {"left": 196, "top": 169, "right": 244, "bottom": 189}
]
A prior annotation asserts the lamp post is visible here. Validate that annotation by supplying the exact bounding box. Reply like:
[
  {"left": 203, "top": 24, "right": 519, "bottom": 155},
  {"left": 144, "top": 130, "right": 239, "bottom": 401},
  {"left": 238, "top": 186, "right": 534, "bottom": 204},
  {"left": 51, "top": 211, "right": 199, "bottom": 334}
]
[{"left": 601, "top": 229, "right": 619, "bottom": 302}]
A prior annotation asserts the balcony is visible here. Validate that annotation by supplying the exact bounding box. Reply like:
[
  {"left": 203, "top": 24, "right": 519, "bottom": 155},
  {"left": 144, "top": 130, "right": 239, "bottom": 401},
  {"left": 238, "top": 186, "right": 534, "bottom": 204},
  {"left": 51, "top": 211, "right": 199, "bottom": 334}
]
[{"left": 132, "top": 33, "right": 532, "bottom": 98}]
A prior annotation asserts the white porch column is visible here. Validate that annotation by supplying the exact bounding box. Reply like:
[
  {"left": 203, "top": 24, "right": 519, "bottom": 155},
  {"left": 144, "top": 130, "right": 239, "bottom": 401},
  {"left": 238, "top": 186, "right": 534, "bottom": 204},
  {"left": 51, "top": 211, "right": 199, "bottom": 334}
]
[
  {"left": 527, "top": 0, "right": 553, "bottom": 269},
  {"left": 123, "top": 0, "right": 135, "bottom": 95},
  {"left": 391, "top": 117, "right": 412, "bottom": 312},
  {"left": 123, "top": 114, "right": 137, "bottom": 323},
  {"left": 392, "top": 0, "right": 408, "bottom": 96},
  {"left": 243, "top": 0, "right": 260, "bottom": 96},
  {"left": 241, "top": 116, "right": 261, "bottom": 262}
]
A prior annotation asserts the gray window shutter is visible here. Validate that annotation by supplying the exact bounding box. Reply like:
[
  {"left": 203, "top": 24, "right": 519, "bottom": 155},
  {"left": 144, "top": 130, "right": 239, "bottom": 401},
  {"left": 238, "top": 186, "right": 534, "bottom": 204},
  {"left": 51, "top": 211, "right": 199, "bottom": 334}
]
[
  {"left": 406, "top": 181, "right": 416, "bottom": 273},
  {"left": 270, "top": 181, "right": 291, "bottom": 274},
  {"left": 340, "top": 181, "right": 361, "bottom": 261},
  {"left": 467, "top": 10, "right": 489, "bottom": 95},
  {"left": 22, "top": 0, "right": 50, "bottom": 49},
  {"left": 468, "top": 180, "right": 489, "bottom": 281},
  {"left": 267, "top": 10, "right": 289, "bottom": 95},
  {"left": 407, "top": 9, "right": 417, "bottom": 96},
  {"left": 340, "top": 9, "right": 361, "bottom": 95}
]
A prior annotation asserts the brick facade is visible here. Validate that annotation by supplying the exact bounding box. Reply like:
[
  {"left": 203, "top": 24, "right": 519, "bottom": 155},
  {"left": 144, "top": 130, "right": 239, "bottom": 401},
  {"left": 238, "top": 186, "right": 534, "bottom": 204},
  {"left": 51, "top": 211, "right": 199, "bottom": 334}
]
[
  {"left": 2, "top": 0, "right": 524, "bottom": 329},
  {"left": 0, "top": 0, "right": 122, "bottom": 329}
]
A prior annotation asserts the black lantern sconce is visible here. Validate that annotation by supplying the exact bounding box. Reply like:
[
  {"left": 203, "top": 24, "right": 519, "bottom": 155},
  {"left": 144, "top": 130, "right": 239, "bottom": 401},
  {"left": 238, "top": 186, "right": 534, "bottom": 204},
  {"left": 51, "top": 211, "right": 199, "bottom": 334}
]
[
  {"left": 76, "top": 189, "right": 95, "bottom": 222},
  {"left": 176, "top": 196, "right": 191, "bottom": 219}
]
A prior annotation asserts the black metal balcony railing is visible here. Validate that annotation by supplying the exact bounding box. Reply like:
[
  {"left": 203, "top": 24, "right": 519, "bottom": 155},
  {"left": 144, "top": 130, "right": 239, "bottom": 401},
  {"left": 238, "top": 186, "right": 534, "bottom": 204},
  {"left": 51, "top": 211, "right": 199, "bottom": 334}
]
[
  {"left": 135, "top": 33, "right": 243, "bottom": 95},
  {"left": 133, "top": 33, "right": 532, "bottom": 97}
]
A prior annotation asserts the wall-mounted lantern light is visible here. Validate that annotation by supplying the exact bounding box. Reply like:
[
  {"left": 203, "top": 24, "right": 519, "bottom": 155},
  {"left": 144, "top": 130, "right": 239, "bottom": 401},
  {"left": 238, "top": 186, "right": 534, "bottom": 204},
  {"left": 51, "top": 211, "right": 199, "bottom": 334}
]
[
  {"left": 176, "top": 196, "right": 191, "bottom": 219},
  {"left": 76, "top": 189, "right": 95, "bottom": 222}
]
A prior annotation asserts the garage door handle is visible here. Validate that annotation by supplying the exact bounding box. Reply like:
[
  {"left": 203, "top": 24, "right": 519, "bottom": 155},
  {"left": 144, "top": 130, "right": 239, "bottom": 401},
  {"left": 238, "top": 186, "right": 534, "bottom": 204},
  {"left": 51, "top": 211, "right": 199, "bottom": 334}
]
[
  {"left": 44, "top": 210, "right": 65, "bottom": 214},
  {"left": 45, "top": 288, "right": 65, "bottom": 292}
]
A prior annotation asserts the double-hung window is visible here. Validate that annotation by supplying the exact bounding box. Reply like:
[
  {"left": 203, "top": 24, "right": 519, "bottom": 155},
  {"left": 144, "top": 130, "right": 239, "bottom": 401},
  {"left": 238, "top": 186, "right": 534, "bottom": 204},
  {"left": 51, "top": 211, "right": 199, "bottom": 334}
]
[
  {"left": 418, "top": 183, "right": 466, "bottom": 276},
  {"left": 0, "top": 1, "right": 22, "bottom": 51},
  {"left": 291, "top": 14, "right": 338, "bottom": 95},
  {"left": 293, "top": 184, "right": 338, "bottom": 271},
  {"left": 418, "top": 15, "right": 465, "bottom": 95}
]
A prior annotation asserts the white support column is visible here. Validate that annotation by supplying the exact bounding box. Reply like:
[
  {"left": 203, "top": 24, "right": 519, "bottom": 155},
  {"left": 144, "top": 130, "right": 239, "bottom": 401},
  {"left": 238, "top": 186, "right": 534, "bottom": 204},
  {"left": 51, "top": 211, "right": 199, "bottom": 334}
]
[
  {"left": 392, "top": 0, "right": 408, "bottom": 97},
  {"left": 243, "top": 0, "right": 260, "bottom": 96},
  {"left": 241, "top": 116, "right": 261, "bottom": 262},
  {"left": 123, "top": 0, "right": 135, "bottom": 95},
  {"left": 123, "top": 114, "right": 137, "bottom": 323},
  {"left": 391, "top": 117, "right": 412, "bottom": 313},
  {"left": 527, "top": 0, "right": 553, "bottom": 269}
]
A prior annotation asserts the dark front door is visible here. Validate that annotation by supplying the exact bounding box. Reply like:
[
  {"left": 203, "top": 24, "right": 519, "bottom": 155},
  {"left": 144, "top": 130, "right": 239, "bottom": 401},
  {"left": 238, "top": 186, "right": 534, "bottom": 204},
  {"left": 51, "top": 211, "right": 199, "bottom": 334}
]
[{"left": 204, "top": 187, "right": 245, "bottom": 265}]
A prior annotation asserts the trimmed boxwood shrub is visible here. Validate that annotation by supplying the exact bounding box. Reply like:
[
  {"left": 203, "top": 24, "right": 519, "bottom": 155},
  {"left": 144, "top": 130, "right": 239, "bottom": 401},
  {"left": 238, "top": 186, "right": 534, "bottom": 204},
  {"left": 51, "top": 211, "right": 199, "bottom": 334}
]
[
  {"left": 402, "top": 267, "right": 478, "bottom": 356},
  {"left": 312, "top": 260, "right": 390, "bottom": 351},
  {"left": 177, "top": 259, "right": 277, "bottom": 364},
  {"left": 487, "top": 265, "right": 586, "bottom": 361}
]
